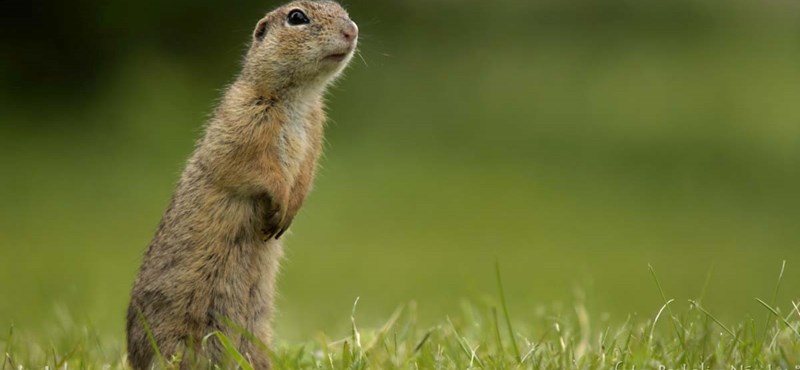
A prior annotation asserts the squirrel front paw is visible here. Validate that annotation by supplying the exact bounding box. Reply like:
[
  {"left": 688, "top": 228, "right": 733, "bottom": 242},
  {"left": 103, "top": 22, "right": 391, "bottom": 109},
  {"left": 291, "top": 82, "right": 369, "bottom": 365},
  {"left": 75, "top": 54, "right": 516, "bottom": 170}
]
[{"left": 261, "top": 203, "right": 293, "bottom": 241}]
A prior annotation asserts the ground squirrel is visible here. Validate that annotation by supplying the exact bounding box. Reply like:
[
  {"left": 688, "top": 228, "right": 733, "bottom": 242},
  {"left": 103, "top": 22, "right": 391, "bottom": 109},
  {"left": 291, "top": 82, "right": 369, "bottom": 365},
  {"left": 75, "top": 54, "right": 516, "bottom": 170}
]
[{"left": 126, "top": 1, "right": 358, "bottom": 368}]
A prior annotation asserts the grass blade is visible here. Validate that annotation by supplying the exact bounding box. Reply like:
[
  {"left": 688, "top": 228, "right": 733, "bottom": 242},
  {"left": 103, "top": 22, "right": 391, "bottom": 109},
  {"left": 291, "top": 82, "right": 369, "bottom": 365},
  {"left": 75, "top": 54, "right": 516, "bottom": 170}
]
[
  {"left": 755, "top": 298, "right": 800, "bottom": 338},
  {"left": 689, "top": 300, "right": 739, "bottom": 343},
  {"left": 2, "top": 325, "right": 13, "bottom": 370},
  {"left": 217, "top": 315, "right": 276, "bottom": 361},
  {"left": 135, "top": 308, "right": 167, "bottom": 369},
  {"left": 649, "top": 298, "right": 675, "bottom": 346},
  {"left": 351, "top": 297, "right": 362, "bottom": 362},
  {"left": 648, "top": 264, "right": 686, "bottom": 348},
  {"left": 761, "top": 260, "right": 786, "bottom": 343},
  {"left": 364, "top": 306, "right": 404, "bottom": 352},
  {"left": 697, "top": 263, "right": 715, "bottom": 304},
  {"left": 447, "top": 316, "right": 485, "bottom": 368},
  {"left": 413, "top": 328, "right": 434, "bottom": 354},
  {"left": 495, "top": 260, "right": 521, "bottom": 362},
  {"left": 491, "top": 307, "right": 504, "bottom": 355},
  {"left": 203, "top": 331, "right": 255, "bottom": 370}
]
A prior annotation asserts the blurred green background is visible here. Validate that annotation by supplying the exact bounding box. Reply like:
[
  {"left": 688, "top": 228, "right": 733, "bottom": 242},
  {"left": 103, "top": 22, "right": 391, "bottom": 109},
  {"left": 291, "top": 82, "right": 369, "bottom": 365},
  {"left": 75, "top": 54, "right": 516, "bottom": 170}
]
[{"left": 1, "top": 0, "right": 799, "bottom": 343}]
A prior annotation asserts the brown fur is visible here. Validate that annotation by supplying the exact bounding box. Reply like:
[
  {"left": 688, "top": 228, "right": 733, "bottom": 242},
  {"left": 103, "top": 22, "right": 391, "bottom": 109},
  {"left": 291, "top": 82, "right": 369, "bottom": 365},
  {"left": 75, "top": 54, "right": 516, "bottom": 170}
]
[{"left": 126, "top": 1, "right": 357, "bottom": 368}]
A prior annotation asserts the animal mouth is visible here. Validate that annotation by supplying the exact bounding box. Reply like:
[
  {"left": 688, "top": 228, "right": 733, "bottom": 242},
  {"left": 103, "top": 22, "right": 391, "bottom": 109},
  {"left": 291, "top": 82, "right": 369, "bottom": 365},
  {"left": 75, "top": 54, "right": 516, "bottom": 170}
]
[
  {"left": 324, "top": 47, "right": 354, "bottom": 62},
  {"left": 324, "top": 52, "right": 349, "bottom": 62}
]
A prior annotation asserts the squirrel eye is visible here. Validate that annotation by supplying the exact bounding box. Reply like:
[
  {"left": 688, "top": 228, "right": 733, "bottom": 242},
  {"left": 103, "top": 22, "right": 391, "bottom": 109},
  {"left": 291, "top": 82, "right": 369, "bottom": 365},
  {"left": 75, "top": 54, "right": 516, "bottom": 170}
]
[{"left": 287, "top": 9, "right": 310, "bottom": 26}]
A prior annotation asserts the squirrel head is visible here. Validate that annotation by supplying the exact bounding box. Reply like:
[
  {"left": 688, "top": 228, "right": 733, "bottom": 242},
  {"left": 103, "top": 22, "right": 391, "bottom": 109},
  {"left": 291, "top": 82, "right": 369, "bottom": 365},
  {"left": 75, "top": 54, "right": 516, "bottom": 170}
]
[{"left": 244, "top": 0, "right": 358, "bottom": 93}]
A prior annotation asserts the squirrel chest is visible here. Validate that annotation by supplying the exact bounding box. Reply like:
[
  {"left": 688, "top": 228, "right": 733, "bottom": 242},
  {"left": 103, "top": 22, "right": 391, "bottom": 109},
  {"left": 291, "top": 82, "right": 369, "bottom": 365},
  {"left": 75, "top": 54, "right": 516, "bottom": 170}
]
[{"left": 273, "top": 101, "right": 316, "bottom": 185}]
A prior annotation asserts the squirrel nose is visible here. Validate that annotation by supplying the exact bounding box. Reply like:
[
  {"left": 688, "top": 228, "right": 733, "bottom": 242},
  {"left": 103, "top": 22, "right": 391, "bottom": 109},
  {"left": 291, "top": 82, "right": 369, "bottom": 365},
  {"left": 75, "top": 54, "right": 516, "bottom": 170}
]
[{"left": 342, "top": 21, "right": 358, "bottom": 41}]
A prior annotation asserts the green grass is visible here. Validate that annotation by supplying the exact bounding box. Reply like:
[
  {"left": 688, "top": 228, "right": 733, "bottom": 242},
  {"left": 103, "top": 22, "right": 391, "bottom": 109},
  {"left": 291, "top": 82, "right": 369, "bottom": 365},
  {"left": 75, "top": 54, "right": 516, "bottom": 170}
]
[{"left": 3, "top": 265, "right": 799, "bottom": 369}]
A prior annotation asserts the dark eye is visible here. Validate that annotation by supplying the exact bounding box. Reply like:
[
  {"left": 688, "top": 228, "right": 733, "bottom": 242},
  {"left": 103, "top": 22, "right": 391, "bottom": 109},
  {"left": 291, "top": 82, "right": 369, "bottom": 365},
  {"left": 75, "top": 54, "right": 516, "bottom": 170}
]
[{"left": 287, "top": 9, "right": 310, "bottom": 26}]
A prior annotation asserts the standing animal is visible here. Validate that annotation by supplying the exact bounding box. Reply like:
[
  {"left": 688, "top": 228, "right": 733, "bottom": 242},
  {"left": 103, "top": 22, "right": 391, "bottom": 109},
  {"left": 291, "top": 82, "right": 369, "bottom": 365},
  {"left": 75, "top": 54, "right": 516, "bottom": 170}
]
[{"left": 126, "top": 1, "right": 358, "bottom": 368}]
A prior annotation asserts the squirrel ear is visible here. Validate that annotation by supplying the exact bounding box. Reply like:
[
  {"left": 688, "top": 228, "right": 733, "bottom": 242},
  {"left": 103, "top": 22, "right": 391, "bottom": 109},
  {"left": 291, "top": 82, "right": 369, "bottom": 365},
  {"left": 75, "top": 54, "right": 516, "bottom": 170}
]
[{"left": 254, "top": 19, "right": 269, "bottom": 42}]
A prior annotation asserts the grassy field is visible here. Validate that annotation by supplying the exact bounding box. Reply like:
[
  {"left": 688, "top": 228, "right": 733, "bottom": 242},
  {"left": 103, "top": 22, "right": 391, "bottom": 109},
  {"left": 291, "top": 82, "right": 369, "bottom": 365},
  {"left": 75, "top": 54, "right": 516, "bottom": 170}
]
[
  {"left": 2, "top": 0, "right": 800, "bottom": 368},
  {"left": 3, "top": 265, "right": 799, "bottom": 369}
]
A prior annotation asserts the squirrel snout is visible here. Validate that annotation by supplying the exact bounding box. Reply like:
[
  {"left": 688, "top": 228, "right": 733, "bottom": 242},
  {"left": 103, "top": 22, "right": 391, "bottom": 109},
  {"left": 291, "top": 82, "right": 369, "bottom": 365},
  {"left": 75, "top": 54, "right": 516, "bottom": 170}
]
[{"left": 342, "top": 21, "right": 358, "bottom": 41}]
